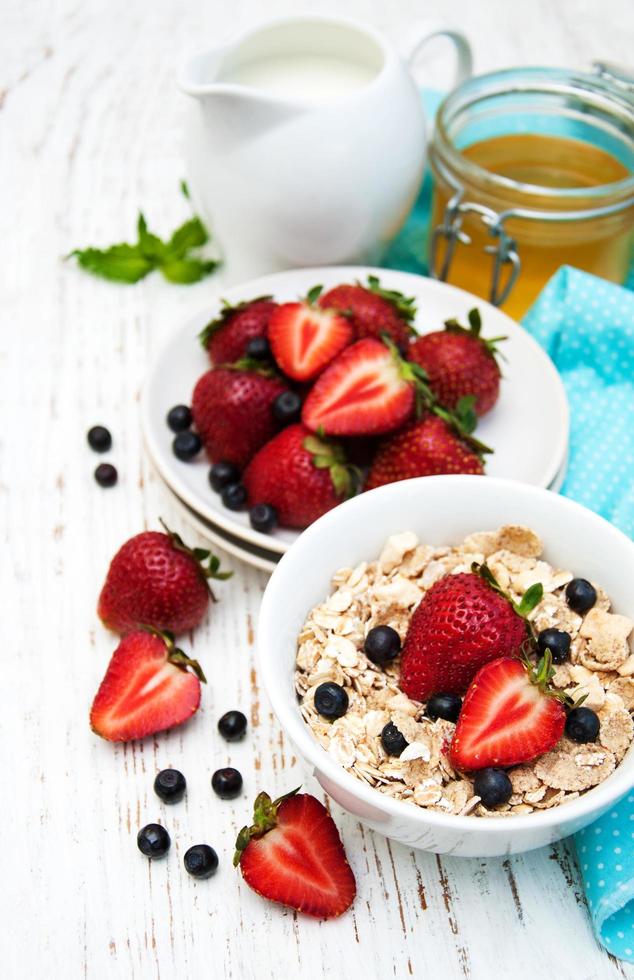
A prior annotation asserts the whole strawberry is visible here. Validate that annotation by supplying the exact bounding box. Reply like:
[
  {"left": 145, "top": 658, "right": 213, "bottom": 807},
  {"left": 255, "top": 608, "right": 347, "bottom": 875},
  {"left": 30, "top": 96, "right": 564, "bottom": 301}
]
[
  {"left": 191, "top": 362, "right": 287, "bottom": 468},
  {"left": 366, "top": 414, "right": 485, "bottom": 490},
  {"left": 97, "top": 522, "right": 231, "bottom": 635},
  {"left": 234, "top": 788, "right": 356, "bottom": 918},
  {"left": 408, "top": 308, "right": 504, "bottom": 416},
  {"left": 319, "top": 276, "right": 415, "bottom": 349},
  {"left": 243, "top": 424, "right": 358, "bottom": 529},
  {"left": 199, "top": 297, "right": 277, "bottom": 365},
  {"left": 400, "top": 566, "right": 541, "bottom": 701},
  {"left": 91, "top": 629, "right": 206, "bottom": 742}
]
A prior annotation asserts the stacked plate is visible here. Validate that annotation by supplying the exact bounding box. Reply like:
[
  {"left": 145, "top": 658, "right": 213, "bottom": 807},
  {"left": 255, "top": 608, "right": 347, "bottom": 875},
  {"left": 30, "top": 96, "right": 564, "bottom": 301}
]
[{"left": 142, "top": 267, "right": 569, "bottom": 573}]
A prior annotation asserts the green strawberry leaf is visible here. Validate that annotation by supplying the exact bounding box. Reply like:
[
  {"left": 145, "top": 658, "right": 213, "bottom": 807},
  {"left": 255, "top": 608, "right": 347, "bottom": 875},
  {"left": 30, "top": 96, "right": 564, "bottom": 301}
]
[
  {"left": 305, "top": 284, "right": 323, "bottom": 306},
  {"left": 516, "top": 582, "right": 544, "bottom": 617},
  {"left": 365, "top": 275, "right": 417, "bottom": 323}
]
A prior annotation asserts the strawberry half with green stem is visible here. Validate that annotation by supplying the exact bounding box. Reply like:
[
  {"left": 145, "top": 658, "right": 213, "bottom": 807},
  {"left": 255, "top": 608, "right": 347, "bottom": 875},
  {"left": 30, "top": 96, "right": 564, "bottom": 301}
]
[
  {"left": 234, "top": 788, "right": 356, "bottom": 919},
  {"left": 408, "top": 308, "right": 505, "bottom": 416},
  {"left": 243, "top": 424, "right": 359, "bottom": 529},
  {"left": 449, "top": 651, "right": 567, "bottom": 770},
  {"left": 199, "top": 296, "right": 277, "bottom": 365},
  {"left": 192, "top": 360, "right": 287, "bottom": 468},
  {"left": 268, "top": 285, "right": 354, "bottom": 382},
  {"left": 400, "top": 563, "right": 543, "bottom": 701},
  {"left": 319, "top": 276, "right": 416, "bottom": 350},
  {"left": 90, "top": 628, "right": 205, "bottom": 742},
  {"left": 98, "top": 520, "right": 231, "bottom": 635}
]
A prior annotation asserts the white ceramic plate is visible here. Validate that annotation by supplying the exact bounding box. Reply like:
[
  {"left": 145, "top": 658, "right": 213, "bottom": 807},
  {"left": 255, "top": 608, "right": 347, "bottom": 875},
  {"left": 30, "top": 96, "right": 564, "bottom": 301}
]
[{"left": 142, "top": 267, "right": 569, "bottom": 556}]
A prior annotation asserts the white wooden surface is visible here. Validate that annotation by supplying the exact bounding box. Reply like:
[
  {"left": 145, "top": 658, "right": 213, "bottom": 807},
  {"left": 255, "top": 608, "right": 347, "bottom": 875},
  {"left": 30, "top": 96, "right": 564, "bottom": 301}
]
[{"left": 3, "top": 1, "right": 633, "bottom": 977}]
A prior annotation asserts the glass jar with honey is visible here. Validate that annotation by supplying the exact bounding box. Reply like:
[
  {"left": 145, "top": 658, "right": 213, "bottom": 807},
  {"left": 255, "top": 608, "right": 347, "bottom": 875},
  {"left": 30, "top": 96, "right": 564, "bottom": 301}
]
[{"left": 428, "top": 66, "right": 634, "bottom": 318}]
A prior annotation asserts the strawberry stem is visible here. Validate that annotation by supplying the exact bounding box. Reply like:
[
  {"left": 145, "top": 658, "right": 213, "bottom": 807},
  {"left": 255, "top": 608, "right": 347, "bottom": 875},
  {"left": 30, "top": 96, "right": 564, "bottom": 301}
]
[
  {"left": 471, "top": 562, "right": 543, "bottom": 621},
  {"left": 140, "top": 626, "right": 207, "bottom": 683},
  {"left": 233, "top": 787, "right": 301, "bottom": 866},
  {"left": 303, "top": 435, "right": 361, "bottom": 500},
  {"left": 159, "top": 518, "right": 232, "bottom": 602}
]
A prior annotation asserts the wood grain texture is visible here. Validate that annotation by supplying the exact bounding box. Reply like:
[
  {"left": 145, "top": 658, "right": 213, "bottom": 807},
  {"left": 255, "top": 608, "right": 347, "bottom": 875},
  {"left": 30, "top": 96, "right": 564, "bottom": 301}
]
[{"left": 2, "top": 0, "right": 633, "bottom": 977}]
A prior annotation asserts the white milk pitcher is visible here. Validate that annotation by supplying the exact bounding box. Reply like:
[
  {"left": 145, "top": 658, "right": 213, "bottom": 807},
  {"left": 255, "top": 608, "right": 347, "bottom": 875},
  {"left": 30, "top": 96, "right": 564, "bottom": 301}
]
[{"left": 180, "top": 15, "right": 472, "bottom": 282}]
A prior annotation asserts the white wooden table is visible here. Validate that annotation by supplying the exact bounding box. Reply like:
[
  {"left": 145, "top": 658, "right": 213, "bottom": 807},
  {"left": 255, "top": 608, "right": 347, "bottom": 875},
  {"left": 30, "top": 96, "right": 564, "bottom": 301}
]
[{"left": 3, "top": 1, "right": 633, "bottom": 976}]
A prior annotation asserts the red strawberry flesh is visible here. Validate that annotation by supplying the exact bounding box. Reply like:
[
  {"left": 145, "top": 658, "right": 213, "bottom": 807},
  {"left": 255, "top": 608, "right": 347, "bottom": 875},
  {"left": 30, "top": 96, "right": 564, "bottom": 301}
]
[{"left": 268, "top": 302, "right": 353, "bottom": 381}]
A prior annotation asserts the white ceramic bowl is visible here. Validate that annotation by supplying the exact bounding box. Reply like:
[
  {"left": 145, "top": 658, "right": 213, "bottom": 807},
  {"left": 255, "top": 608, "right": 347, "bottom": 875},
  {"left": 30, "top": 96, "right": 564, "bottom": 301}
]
[{"left": 258, "top": 476, "right": 634, "bottom": 857}]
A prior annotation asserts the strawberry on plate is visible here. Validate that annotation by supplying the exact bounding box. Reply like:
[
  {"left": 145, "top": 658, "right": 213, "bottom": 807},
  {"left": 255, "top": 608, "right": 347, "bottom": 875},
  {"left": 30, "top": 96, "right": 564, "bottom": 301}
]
[
  {"left": 301, "top": 337, "right": 420, "bottom": 437},
  {"left": 319, "top": 276, "right": 416, "bottom": 349},
  {"left": 408, "top": 308, "right": 504, "bottom": 416},
  {"left": 400, "top": 565, "right": 542, "bottom": 701},
  {"left": 243, "top": 424, "right": 358, "bottom": 529},
  {"left": 192, "top": 362, "right": 287, "bottom": 468},
  {"left": 268, "top": 286, "right": 353, "bottom": 382},
  {"left": 366, "top": 413, "right": 485, "bottom": 490},
  {"left": 98, "top": 522, "right": 231, "bottom": 635},
  {"left": 234, "top": 788, "right": 356, "bottom": 919},
  {"left": 90, "top": 629, "right": 205, "bottom": 742},
  {"left": 199, "top": 297, "right": 277, "bottom": 365},
  {"left": 449, "top": 653, "right": 567, "bottom": 770}
]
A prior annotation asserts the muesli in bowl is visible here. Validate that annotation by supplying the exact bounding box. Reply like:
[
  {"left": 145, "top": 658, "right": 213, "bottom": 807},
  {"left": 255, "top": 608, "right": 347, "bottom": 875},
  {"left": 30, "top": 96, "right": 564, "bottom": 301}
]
[{"left": 294, "top": 525, "right": 634, "bottom": 818}]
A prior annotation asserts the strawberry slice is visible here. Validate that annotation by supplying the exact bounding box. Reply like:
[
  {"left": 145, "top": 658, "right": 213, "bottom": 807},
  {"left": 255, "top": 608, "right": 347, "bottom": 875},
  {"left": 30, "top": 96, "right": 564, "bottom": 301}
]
[
  {"left": 302, "top": 337, "right": 416, "bottom": 436},
  {"left": 90, "top": 630, "right": 205, "bottom": 742},
  {"left": 449, "top": 653, "right": 566, "bottom": 770},
  {"left": 268, "top": 286, "right": 353, "bottom": 381},
  {"left": 234, "top": 789, "right": 356, "bottom": 919}
]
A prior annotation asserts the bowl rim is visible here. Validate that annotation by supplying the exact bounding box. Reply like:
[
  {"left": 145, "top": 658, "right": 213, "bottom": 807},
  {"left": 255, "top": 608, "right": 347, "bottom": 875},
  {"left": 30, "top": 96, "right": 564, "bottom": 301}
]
[{"left": 258, "top": 475, "right": 634, "bottom": 837}]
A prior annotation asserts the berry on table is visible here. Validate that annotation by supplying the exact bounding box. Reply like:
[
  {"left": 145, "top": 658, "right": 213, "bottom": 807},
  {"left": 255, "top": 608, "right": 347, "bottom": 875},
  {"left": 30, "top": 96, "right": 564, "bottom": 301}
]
[
  {"left": 212, "top": 767, "right": 243, "bottom": 799},
  {"left": 209, "top": 461, "right": 240, "bottom": 493},
  {"left": 218, "top": 710, "right": 247, "bottom": 742},
  {"left": 94, "top": 463, "right": 118, "bottom": 487},
  {"left": 272, "top": 391, "right": 302, "bottom": 425},
  {"left": 314, "top": 682, "right": 349, "bottom": 719},
  {"left": 87, "top": 425, "right": 112, "bottom": 453},
  {"left": 137, "top": 823, "right": 170, "bottom": 858},
  {"left": 426, "top": 692, "right": 462, "bottom": 723},
  {"left": 364, "top": 625, "right": 401, "bottom": 665},
  {"left": 565, "top": 578, "right": 597, "bottom": 615},
  {"left": 153, "top": 768, "right": 186, "bottom": 804},
  {"left": 381, "top": 722, "right": 408, "bottom": 756},
  {"left": 537, "top": 627, "right": 571, "bottom": 664},
  {"left": 245, "top": 336, "right": 272, "bottom": 360},
  {"left": 565, "top": 706, "right": 600, "bottom": 743},
  {"left": 249, "top": 503, "right": 277, "bottom": 533},
  {"left": 221, "top": 482, "right": 247, "bottom": 511},
  {"left": 473, "top": 768, "right": 513, "bottom": 808},
  {"left": 184, "top": 844, "right": 219, "bottom": 879},
  {"left": 173, "top": 431, "right": 202, "bottom": 461},
  {"left": 166, "top": 405, "right": 193, "bottom": 432}
]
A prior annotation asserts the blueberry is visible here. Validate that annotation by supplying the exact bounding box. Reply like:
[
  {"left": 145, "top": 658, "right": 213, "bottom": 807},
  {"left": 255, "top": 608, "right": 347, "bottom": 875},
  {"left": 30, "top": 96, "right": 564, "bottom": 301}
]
[
  {"left": 473, "top": 768, "right": 513, "bottom": 809},
  {"left": 209, "top": 461, "right": 240, "bottom": 493},
  {"left": 565, "top": 578, "right": 597, "bottom": 615},
  {"left": 94, "top": 463, "right": 118, "bottom": 487},
  {"left": 364, "top": 626, "right": 401, "bottom": 665},
  {"left": 184, "top": 844, "right": 219, "bottom": 879},
  {"left": 212, "top": 767, "right": 243, "bottom": 800},
  {"left": 137, "top": 823, "right": 170, "bottom": 858},
  {"left": 537, "top": 627, "right": 571, "bottom": 664},
  {"left": 272, "top": 391, "right": 302, "bottom": 425},
  {"left": 426, "top": 692, "right": 462, "bottom": 723},
  {"left": 381, "top": 722, "right": 408, "bottom": 757},
  {"left": 221, "top": 482, "right": 247, "bottom": 511},
  {"left": 246, "top": 336, "right": 271, "bottom": 360},
  {"left": 218, "top": 710, "right": 247, "bottom": 742},
  {"left": 314, "top": 682, "right": 349, "bottom": 719},
  {"left": 249, "top": 503, "right": 277, "bottom": 533},
  {"left": 173, "top": 431, "right": 202, "bottom": 461},
  {"left": 153, "top": 769, "right": 186, "bottom": 804},
  {"left": 87, "top": 425, "right": 112, "bottom": 453},
  {"left": 565, "top": 706, "right": 600, "bottom": 743},
  {"left": 166, "top": 405, "right": 193, "bottom": 432}
]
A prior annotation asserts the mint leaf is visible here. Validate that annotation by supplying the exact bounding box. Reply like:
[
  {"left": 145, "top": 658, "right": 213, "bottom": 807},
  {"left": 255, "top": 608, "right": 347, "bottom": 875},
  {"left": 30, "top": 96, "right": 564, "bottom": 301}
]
[
  {"left": 137, "top": 213, "right": 167, "bottom": 262},
  {"left": 160, "top": 257, "right": 218, "bottom": 284},
  {"left": 165, "top": 216, "right": 208, "bottom": 260},
  {"left": 68, "top": 243, "right": 153, "bottom": 283}
]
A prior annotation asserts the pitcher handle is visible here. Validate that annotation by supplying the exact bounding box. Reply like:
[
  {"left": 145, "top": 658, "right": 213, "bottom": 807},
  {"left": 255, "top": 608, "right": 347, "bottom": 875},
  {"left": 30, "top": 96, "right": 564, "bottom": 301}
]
[{"left": 402, "top": 20, "right": 473, "bottom": 89}]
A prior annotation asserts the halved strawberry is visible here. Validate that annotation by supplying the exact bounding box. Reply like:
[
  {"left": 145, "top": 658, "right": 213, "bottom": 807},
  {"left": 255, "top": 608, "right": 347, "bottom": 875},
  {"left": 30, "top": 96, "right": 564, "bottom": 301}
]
[
  {"left": 301, "top": 337, "right": 417, "bottom": 436},
  {"left": 234, "top": 789, "right": 356, "bottom": 919},
  {"left": 90, "top": 629, "right": 205, "bottom": 742},
  {"left": 268, "top": 286, "right": 353, "bottom": 382},
  {"left": 449, "top": 653, "right": 567, "bottom": 771}
]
